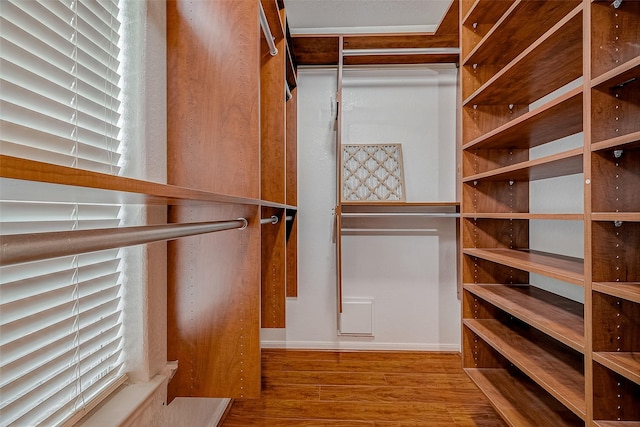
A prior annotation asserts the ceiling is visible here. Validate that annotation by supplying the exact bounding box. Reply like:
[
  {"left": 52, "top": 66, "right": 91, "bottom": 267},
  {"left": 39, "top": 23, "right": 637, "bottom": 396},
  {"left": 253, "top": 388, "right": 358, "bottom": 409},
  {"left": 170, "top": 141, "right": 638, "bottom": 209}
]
[{"left": 284, "top": 0, "right": 454, "bottom": 35}]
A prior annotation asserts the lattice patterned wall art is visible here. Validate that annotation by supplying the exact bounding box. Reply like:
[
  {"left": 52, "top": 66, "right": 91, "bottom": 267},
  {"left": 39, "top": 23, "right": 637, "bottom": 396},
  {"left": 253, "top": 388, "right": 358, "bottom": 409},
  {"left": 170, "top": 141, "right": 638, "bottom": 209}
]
[{"left": 342, "top": 144, "right": 406, "bottom": 202}]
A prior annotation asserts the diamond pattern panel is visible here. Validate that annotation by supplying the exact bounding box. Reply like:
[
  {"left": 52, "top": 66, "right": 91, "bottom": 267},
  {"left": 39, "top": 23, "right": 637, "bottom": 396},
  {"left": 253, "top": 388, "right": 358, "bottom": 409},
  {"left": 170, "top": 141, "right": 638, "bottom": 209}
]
[{"left": 342, "top": 144, "right": 406, "bottom": 201}]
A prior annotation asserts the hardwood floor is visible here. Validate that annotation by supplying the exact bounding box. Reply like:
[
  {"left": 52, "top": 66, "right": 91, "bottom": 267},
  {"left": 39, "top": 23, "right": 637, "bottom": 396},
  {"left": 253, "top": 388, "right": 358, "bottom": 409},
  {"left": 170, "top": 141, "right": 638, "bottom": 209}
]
[{"left": 220, "top": 349, "right": 508, "bottom": 426}]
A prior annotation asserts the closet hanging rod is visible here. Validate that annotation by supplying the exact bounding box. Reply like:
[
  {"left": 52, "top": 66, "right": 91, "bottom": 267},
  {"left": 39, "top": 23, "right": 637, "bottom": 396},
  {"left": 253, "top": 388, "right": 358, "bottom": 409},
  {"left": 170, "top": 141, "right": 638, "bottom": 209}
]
[
  {"left": 259, "top": 3, "right": 278, "bottom": 56},
  {"left": 260, "top": 215, "right": 279, "bottom": 225},
  {"left": 342, "top": 47, "right": 460, "bottom": 57},
  {"left": 341, "top": 212, "right": 460, "bottom": 218},
  {"left": 0, "top": 218, "right": 248, "bottom": 267}
]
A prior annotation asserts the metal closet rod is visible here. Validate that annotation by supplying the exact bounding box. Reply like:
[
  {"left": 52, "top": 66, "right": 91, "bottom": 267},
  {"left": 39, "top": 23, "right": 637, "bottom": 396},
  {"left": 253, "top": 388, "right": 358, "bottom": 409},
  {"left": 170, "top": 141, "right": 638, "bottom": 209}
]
[
  {"left": 342, "top": 47, "right": 460, "bottom": 57},
  {"left": 261, "top": 215, "right": 279, "bottom": 225},
  {"left": 0, "top": 218, "right": 248, "bottom": 267},
  {"left": 259, "top": 3, "right": 278, "bottom": 56},
  {"left": 341, "top": 212, "right": 460, "bottom": 218}
]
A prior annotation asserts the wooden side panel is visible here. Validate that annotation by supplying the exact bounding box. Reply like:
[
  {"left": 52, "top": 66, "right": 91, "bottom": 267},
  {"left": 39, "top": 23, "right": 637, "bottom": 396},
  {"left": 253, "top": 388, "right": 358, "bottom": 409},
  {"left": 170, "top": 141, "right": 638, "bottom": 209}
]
[
  {"left": 593, "top": 362, "right": 640, "bottom": 421},
  {"left": 592, "top": 292, "right": 640, "bottom": 353},
  {"left": 167, "top": 0, "right": 259, "bottom": 198},
  {"left": 462, "top": 181, "right": 529, "bottom": 213},
  {"left": 261, "top": 38, "right": 286, "bottom": 204},
  {"left": 286, "top": 87, "right": 297, "bottom": 207},
  {"left": 261, "top": 207, "right": 286, "bottom": 328},
  {"left": 462, "top": 218, "right": 529, "bottom": 249},
  {"left": 286, "top": 211, "right": 298, "bottom": 298},
  {"left": 462, "top": 104, "right": 529, "bottom": 144},
  {"left": 592, "top": 221, "right": 640, "bottom": 283},
  {"left": 166, "top": 0, "right": 261, "bottom": 400},
  {"left": 167, "top": 204, "right": 261, "bottom": 400},
  {"left": 591, "top": 77, "right": 640, "bottom": 144}
]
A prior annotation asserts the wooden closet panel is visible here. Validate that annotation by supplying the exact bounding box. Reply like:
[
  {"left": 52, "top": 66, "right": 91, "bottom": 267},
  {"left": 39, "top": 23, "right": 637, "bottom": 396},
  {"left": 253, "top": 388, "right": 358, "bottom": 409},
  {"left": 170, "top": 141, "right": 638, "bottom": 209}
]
[
  {"left": 261, "top": 207, "right": 286, "bottom": 328},
  {"left": 286, "top": 87, "right": 297, "bottom": 207},
  {"left": 462, "top": 218, "right": 529, "bottom": 249},
  {"left": 261, "top": 38, "right": 286, "bottom": 204},
  {"left": 166, "top": 0, "right": 260, "bottom": 198},
  {"left": 167, "top": 204, "right": 261, "bottom": 400},
  {"left": 286, "top": 211, "right": 298, "bottom": 298}
]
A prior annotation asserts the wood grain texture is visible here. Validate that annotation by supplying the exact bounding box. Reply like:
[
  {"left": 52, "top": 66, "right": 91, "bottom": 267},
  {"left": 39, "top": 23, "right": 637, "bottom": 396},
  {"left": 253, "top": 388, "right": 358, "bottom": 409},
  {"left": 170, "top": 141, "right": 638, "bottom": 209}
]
[
  {"left": 463, "top": 148, "right": 583, "bottom": 182},
  {"left": 0, "top": 156, "right": 267, "bottom": 207},
  {"left": 593, "top": 352, "right": 640, "bottom": 385},
  {"left": 464, "top": 284, "right": 585, "bottom": 352},
  {"left": 593, "top": 282, "right": 640, "bottom": 305},
  {"left": 285, "top": 211, "right": 298, "bottom": 297},
  {"left": 463, "top": 87, "right": 583, "bottom": 151},
  {"left": 435, "top": 0, "right": 459, "bottom": 36},
  {"left": 593, "top": 362, "right": 640, "bottom": 421},
  {"left": 592, "top": 291, "right": 640, "bottom": 353},
  {"left": 464, "top": 0, "right": 581, "bottom": 67},
  {"left": 592, "top": 221, "right": 640, "bottom": 282},
  {"left": 286, "top": 87, "right": 297, "bottom": 207},
  {"left": 463, "top": 148, "right": 529, "bottom": 177},
  {"left": 167, "top": 204, "right": 261, "bottom": 400},
  {"left": 463, "top": 248, "right": 584, "bottom": 286},
  {"left": 290, "top": 36, "right": 340, "bottom": 65},
  {"left": 221, "top": 350, "right": 507, "bottom": 426},
  {"left": 462, "top": 254, "right": 529, "bottom": 285},
  {"left": 261, "top": 207, "right": 286, "bottom": 328},
  {"left": 465, "top": 368, "right": 584, "bottom": 427},
  {"left": 591, "top": 68, "right": 640, "bottom": 144},
  {"left": 167, "top": 0, "right": 260, "bottom": 198},
  {"left": 261, "top": 37, "right": 286, "bottom": 204},
  {"left": 462, "top": 103, "right": 529, "bottom": 144},
  {"left": 591, "top": 0, "right": 640, "bottom": 79},
  {"left": 462, "top": 218, "right": 529, "bottom": 249},
  {"left": 462, "top": 180, "right": 529, "bottom": 213},
  {"left": 464, "top": 319, "right": 586, "bottom": 419},
  {"left": 464, "top": 6, "right": 583, "bottom": 106}
]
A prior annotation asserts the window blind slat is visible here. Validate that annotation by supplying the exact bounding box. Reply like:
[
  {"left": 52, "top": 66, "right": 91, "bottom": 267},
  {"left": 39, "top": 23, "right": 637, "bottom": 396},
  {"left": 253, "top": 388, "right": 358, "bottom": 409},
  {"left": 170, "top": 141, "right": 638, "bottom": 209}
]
[
  {"left": 39, "top": 367, "right": 124, "bottom": 427},
  {"left": 0, "top": 0, "right": 125, "bottom": 424},
  {"left": 0, "top": 37, "right": 121, "bottom": 110},
  {"left": 0, "top": 292, "right": 121, "bottom": 346},
  {"left": 0, "top": 275, "right": 121, "bottom": 326},
  {"left": 0, "top": 79, "right": 121, "bottom": 139},
  {"left": 2, "top": 57, "right": 122, "bottom": 124},
  {"left": 0, "top": 324, "right": 122, "bottom": 404},
  {"left": 0, "top": 311, "right": 120, "bottom": 371},
  {"left": 0, "top": 13, "right": 121, "bottom": 92},
  {"left": 0, "top": 340, "right": 122, "bottom": 425},
  {"left": 0, "top": 250, "right": 120, "bottom": 284},
  {"left": 1, "top": 100, "right": 121, "bottom": 154},
  {"left": 0, "top": 201, "right": 121, "bottom": 222},
  {"left": 5, "top": 0, "right": 121, "bottom": 77},
  {"left": 0, "top": 258, "right": 120, "bottom": 304}
]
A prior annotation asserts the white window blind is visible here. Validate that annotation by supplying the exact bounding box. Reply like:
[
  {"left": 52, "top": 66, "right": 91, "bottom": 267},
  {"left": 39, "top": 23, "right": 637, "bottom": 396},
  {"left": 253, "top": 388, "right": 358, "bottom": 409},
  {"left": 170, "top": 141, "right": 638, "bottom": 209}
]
[{"left": 0, "top": 0, "right": 126, "bottom": 425}]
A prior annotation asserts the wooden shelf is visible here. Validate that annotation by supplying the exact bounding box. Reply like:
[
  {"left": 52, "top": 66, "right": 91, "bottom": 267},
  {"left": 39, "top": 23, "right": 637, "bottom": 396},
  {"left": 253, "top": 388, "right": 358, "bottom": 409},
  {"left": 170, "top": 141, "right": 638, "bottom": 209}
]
[
  {"left": 463, "top": 87, "right": 583, "bottom": 150},
  {"left": 462, "top": 0, "right": 514, "bottom": 28},
  {"left": 592, "top": 213, "right": 640, "bottom": 222},
  {"left": 591, "top": 131, "right": 640, "bottom": 152},
  {"left": 0, "top": 155, "right": 278, "bottom": 207},
  {"left": 591, "top": 56, "right": 640, "bottom": 88},
  {"left": 591, "top": 60, "right": 640, "bottom": 144},
  {"left": 594, "top": 422, "right": 640, "bottom": 427},
  {"left": 341, "top": 201, "right": 460, "bottom": 214},
  {"left": 462, "top": 213, "right": 583, "bottom": 220},
  {"left": 464, "top": 319, "right": 586, "bottom": 419},
  {"left": 463, "top": 148, "right": 583, "bottom": 182},
  {"left": 465, "top": 368, "right": 584, "bottom": 427},
  {"left": 463, "top": 5, "right": 582, "bottom": 106},
  {"left": 463, "top": 0, "right": 582, "bottom": 67},
  {"left": 464, "top": 284, "right": 584, "bottom": 352},
  {"left": 593, "top": 282, "right": 640, "bottom": 304},
  {"left": 594, "top": 352, "right": 640, "bottom": 385},
  {"left": 464, "top": 248, "right": 585, "bottom": 286}
]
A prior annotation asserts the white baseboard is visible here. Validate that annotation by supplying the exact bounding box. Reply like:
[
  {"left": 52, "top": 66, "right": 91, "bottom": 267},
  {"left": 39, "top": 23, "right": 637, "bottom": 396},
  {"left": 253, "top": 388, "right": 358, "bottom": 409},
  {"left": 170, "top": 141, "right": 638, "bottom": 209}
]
[{"left": 260, "top": 340, "right": 460, "bottom": 352}]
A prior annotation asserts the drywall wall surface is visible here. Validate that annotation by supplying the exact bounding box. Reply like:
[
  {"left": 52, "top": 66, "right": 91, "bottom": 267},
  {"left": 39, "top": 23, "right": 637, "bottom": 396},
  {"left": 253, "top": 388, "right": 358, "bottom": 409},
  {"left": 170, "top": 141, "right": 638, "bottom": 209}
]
[{"left": 262, "top": 65, "right": 460, "bottom": 350}]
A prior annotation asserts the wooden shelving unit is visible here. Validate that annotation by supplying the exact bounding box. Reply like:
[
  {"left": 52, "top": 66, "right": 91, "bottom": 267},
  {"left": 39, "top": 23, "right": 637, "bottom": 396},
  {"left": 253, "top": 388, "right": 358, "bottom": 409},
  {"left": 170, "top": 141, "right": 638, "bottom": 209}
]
[
  {"left": 461, "top": 0, "right": 639, "bottom": 424},
  {"left": 164, "top": 0, "right": 298, "bottom": 400},
  {"left": 259, "top": 0, "right": 299, "bottom": 328},
  {"left": 589, "top": 1, "right": 640, "bottom": 424}
]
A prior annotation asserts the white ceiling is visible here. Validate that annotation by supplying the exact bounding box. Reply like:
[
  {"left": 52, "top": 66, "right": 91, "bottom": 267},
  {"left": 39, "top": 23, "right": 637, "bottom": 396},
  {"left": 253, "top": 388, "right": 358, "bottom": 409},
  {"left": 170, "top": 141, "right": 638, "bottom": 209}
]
[{"left": 284, "top": 0, "right": 454, "bottom": 35}]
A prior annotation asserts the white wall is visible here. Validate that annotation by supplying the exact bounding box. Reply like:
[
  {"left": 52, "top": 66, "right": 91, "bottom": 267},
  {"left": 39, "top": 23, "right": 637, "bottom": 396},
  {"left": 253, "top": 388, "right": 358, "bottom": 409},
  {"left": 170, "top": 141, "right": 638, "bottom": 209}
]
[{"left": 262, "top": 65, "right": 460, "bottom": 351}]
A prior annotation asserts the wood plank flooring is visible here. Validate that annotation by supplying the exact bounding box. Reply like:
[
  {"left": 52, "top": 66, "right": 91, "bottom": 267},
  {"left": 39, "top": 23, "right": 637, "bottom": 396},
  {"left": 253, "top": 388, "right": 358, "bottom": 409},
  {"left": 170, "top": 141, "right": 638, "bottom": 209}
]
[{"left": 220, "top": 349, "right": 508, "bottom": 426}]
